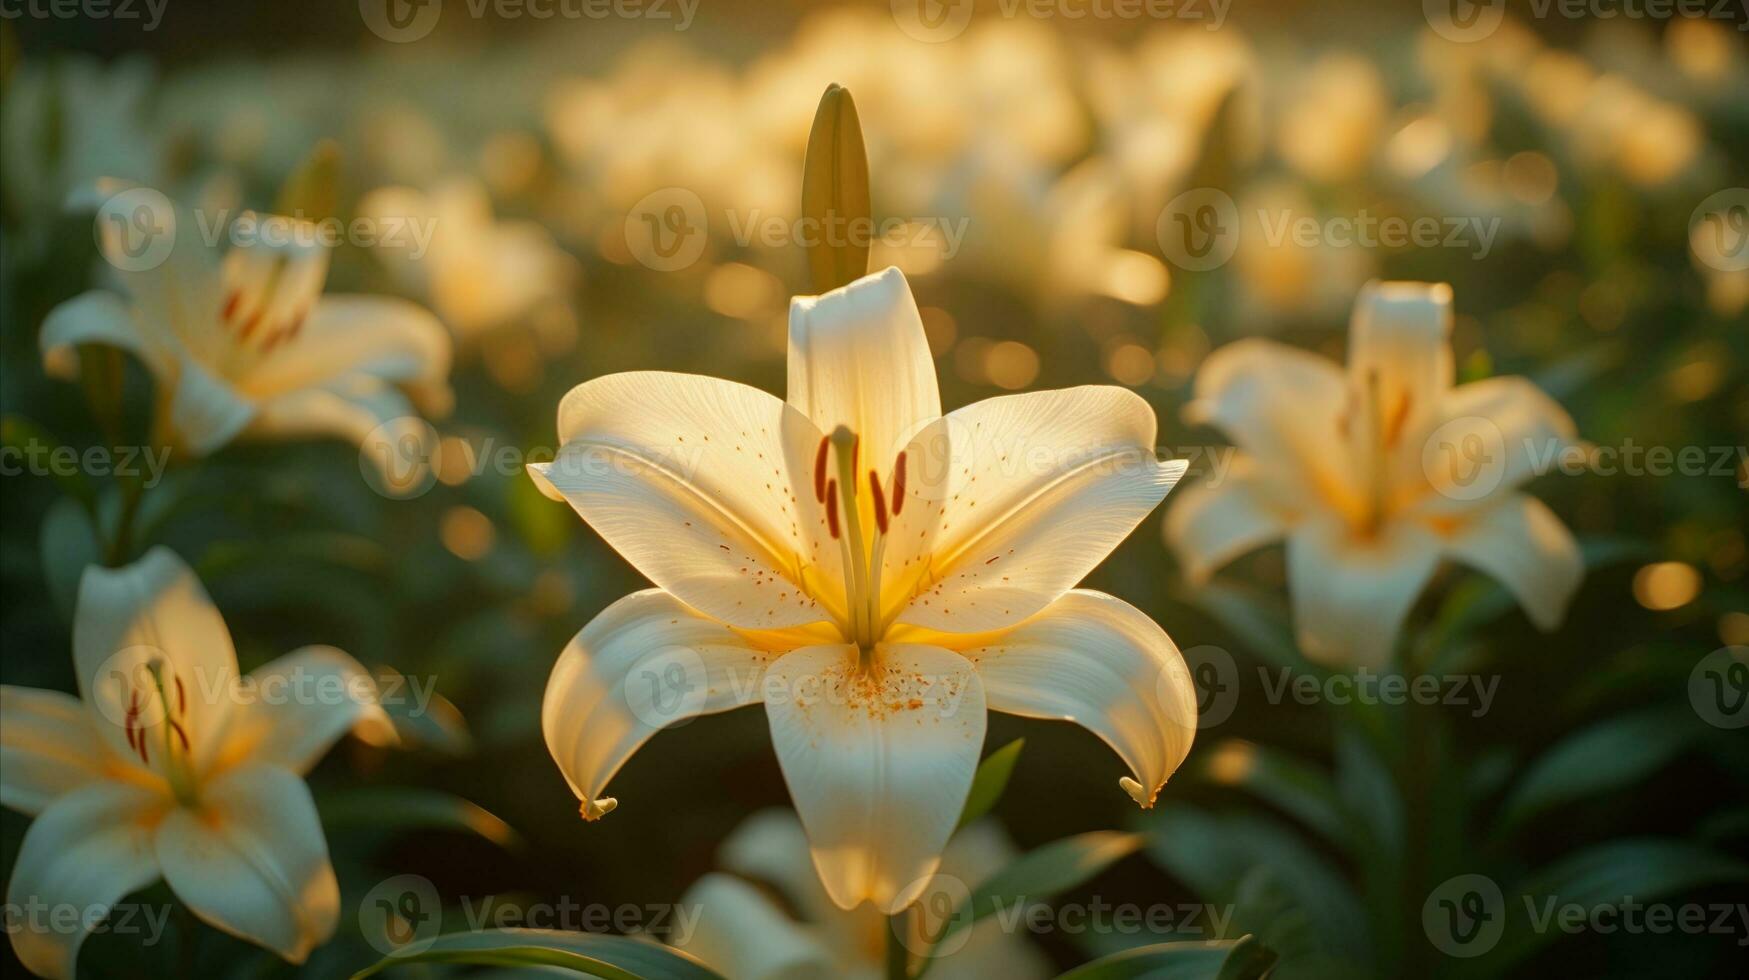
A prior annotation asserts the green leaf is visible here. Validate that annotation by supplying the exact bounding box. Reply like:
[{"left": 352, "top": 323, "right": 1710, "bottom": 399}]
[
  {"left": 317, "top": 787, "right": 520, "bottom": 850},
  {"left": 1493, "top": 840, "right": 1749, "bottom": 967},
  {"left": 799, "top": 83, "right": 870, "bottom": 294},
  {"left": 1193, "top": 739, "right": 1347, "bottom": 850},
  {"left": 349, "top": 929, "right": 724, "bottom": 980},
  {"left": 276, "top": 139, "right": 341, "bottom": 222},
  {"left": 956, "top": 738, "right": 1024, "bottom": 830},
  {"left": 1497, "top": 704, "right": 1702, "bottom": 833},
  {"left": 933, "top": 831, "right": 1144, "bottom": 950},
  {"left": 3, "top": 416, "right": 96, "bottom": 508},
  {"left": 1055, "top": 935, "right": 1276, "bottom": 980}
]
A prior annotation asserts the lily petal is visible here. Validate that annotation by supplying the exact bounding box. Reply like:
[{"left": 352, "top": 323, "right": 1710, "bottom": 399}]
[
  {"left": 5, "top": 781, "right": 164, "bottom": 980},
  {"left": 215, "top": 646, "right": 394, "bottom": 777},
  {"left": 169, "top": 356, "right": 256, "bottom": 455},
  {"left": 674, "top": 873, "right": 839, "bottom": 980},
  {"left": 1416, "top": 375, "right": 1579, "bottom": 514},
  {"left": 236, "top": 295, "right": 453, "bottom": 415},
  {"left": 764, "top": 644, "right": 986, "bottom": 913},
  {"left": 1285, "top": 515, "right": 1440, "bottom": 667},
  {"left": 154, "top": 763, "right": 339, "bottom": 964},
  {"left": 1441, "top": 494, "right": 1582, "bottom": 631},
  {"left": 542, "top": 590, "right": 777, "bottom": 821},
  {"left": 39, "top": 290, "right": 169, "bottom": 380},
  {"left": 1163, "top": 456, "right": 1294, "bottom": 587},
  {"left": 531, "top": 371, "right": 842, "bottom": 630},
  {"left": 952, "top": 591, "right": 1196, "bottom": 809},
  {"left": 1346, "top": 280, "right": 1453, "bottom": 432},
  {"left": 1184, "top": 338, "right": 1361, "bottom": 523},
  {"left": 788, "top": 266, "right": 940, "bottom": 472},
  {"left": 718, "top": 808, "right": 850, "bottom": 925},
  {"left": 246, "top": 379, "right": 432, "bottom": 493},
  {"left": 0, "top": 686, "right": 109, "bottom": 814},
  {"left": 890, "top": 386, "right": 1183, "bottom": 633},
  {"left": 73, "top": 547, "right": 239, "bottom": 776}
]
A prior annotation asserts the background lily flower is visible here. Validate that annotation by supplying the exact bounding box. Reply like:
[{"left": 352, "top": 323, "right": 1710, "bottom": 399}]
[
  {"left": 532, "top": 266, "right": 1196, "bottom": 913},
  {"left": 675, "top": 809, "right": 1049, "bottom": 980},
  {"left": 39, "top": 190, "right": 453, "bottom": 476},
  {"left": 0, "top": 547, "right": 393, "bottom": 978},
  {"left": 357, "top": 177, "right": 579, "bottom": 352},
  {"left": 1167, "top": 281, "right": 1584, "bottom": 666}
]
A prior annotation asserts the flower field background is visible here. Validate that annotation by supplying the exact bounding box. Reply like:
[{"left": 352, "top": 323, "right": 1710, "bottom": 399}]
[{"left": 1, "top": 3, "right": 1745, "bottom": 978}]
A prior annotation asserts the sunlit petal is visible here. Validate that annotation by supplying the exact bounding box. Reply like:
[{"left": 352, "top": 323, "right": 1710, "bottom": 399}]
[
  {"left": 1163, "top": 456, "right": 1295, "bottom": 587},
  {"left": 530, "top": 371, "right": 842, "bottom": 629},
  {"left": 949, "top": 590, "right": 1196, "bottom": 808},
  {"left": 1440, "top": 494, "right": 1582, "bottom": 631},
  {"left": 236, "top": 295, "right": 453, "bottom": 415},
  {"left": 889, "top": 386, "right": 1182, "bottom": 633},
  {"left": 674, "top": 873, "right": 839, "bottom": 980},
  {"left": 764, "top": 644, "right": 985, "bottom": 913},
  {"left": 0, "top": 686, "right": 110, "bottom": 814},
  {"left": 214, "top": 646, "right": 394, "bottom": 777},
  {"left": 4, "top": 781, "right": 164, "bottom": 980},
  {"left": 1285, "top": 515, "right": 1440, "bottom": 666},
  {"left": 543, "top": 590, "right": 778, "bottom": 821},
  {"left": 153, "top": 764, "right": 339, "bottom": 964}
]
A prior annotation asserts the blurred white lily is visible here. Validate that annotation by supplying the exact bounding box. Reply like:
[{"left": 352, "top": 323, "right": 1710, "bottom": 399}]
[
  {"left": 357, "top": 178, "right": 578, "bottom": 350},
  {"left": 532, "top": 266, "right": 1195, "bottom": 913},
  {"left": 675, "top": 810, "right": 1049, "bottom": 980},
  {"left": 1167, "top": 281, "right": 1583, "bottom": 666},
  {"left": 0, "top": 547, "right": 394, "bottom": 978},
  {"left": 40, "top": 189, "right": 452, "bottom": 473}
]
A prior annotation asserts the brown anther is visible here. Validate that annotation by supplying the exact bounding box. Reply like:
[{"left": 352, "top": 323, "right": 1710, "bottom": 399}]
[
  {"left": 221, "top": 291, "right": 242, "bottom": 323},
  {"left": 168, "top": 719, "right": 191, "bottom": 753},
  {"left": 175, "top": 675, "right": 186, "bottom": 714},
  {"left": 891, "top": 452, "right": 908, "bottom": 515},
  {"left": 825, "top": 479, "right": 841, "bottom": 539},
  {"left": 813, "top": 436, "right": 830, "bottom": 503},
  {"left": 868, "top": 471, "right": 889, "bottom": 534}
]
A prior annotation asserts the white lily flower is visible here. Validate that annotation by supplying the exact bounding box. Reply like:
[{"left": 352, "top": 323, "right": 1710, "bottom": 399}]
[
  {"left": 1, "top": 547, "right": 394, "bottom": 978},
  {"left": 39, "top": 191, "right": 452, "bottom": 472},
  {"left": 675, "top": 810, "right": 1049, "bottom": 980},
  {"left": 1167, "top": 281, "right": 1584, "bottom": 666},
  {"left": 532, "top": 266, "right": 1196, "bottom": 913},
  {"left": 357, "top": 178, "right": 578, "bottom": 350}
]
